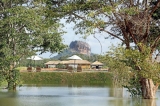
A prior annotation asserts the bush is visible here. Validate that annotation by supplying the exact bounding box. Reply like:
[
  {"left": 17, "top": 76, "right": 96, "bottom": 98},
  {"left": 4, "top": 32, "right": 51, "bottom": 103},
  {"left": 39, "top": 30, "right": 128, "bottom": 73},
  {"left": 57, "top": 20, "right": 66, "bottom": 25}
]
[{"left": 20, "top": 72, "right": 112, "bottom": 85}]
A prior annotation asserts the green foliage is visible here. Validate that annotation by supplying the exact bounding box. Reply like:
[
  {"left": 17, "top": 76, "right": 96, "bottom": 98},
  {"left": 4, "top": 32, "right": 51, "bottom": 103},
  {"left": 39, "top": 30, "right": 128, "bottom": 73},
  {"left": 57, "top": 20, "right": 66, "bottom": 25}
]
[
  {"left": 99, "top": 47, "right": 131, "bottom": 87},
  {"left": 123, "top": 76, "right": 142, "bottom": 97},
  {"left": 0, "top": 0, "right": 67, "bottom": 90},
  {"left": 18, "top": 58, "right": 51, "bottom": 68},
  {"left": 0, "top": 1, "right": 65, "bottom": 67},
  {"left": 123, "top": 78, "right": 142, "bottom": 97},
  {"left": 0, "top": 71, "right": 5, "bottom": 86},
  {"left": 151, "top": 1, "right": 160, "bottom": 20},
  {"left": 6, "top": 69, "right": 21, "bottom": 90},
  {"left": 48, "top": 0, "right": 160, "bottom": 55},
  {"left": 150, "top": 1, "right": 160, "bottom": 51},
  {"left": 123, "top": 45, "right": 160, "bottom": 82},
  {"left": 20, "top": 72, "right": 112, "bottom": 85},
  {"left": 101, "top": 45, "right": 160, "bottom": 96},
  {"left": 120, "top": 7, "right": 139, "bottom": 15}
]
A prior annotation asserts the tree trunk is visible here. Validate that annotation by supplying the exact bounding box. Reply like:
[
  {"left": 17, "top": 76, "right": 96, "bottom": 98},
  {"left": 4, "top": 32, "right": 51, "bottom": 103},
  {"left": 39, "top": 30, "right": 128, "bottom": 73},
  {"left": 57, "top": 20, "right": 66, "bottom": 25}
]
[
  {"left": 7, "top": 37, "right": 17, "bottom": 91},
  {"left": 8, "top": 80, "right": 16, "bottom": 91},
  {"left": 140, "top": 78, "right": 159, "bottom": 99},
  {"left": 8, "top": 69, "right": 16, "bottom": 91}
]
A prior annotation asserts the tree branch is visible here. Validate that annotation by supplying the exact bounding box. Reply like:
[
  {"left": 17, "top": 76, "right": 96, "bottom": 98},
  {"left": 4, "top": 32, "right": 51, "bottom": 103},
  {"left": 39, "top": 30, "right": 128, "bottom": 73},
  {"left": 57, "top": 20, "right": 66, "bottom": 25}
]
[
  {"left": 124, "top": 19, "right": 138, "bottom": 45},
  {"left": 102, "top": 29, "right": 124, "bottom": 42},
  {"left": 121, "top": 28, "right": 130, "bottom": 49},
  {"left": 71, "top": 12, "right": 86, "bottom": 20},
  {"left": 71, "top": 12, "right": 124, "bottom": 42},
  {"left": 93, "top": 35, "right": 102, "bottom": 54},
  {"left": 140, "top": 15, "right": 151, "bottom": 43},
  {"left": 151, "top": 34, "right": 160, "bottom": 53},
  {"left": 130, "top": 0, "right": 134, "bottom": 7},
  {"left": 150, "top": 0, "right": 160, "bottom": 16}
]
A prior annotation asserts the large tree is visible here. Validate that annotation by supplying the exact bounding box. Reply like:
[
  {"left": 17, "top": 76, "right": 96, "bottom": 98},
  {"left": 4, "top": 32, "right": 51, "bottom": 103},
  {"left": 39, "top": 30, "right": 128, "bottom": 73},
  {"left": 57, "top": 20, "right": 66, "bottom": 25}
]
[
  {"left": 0, "top": 0, "right": 66, "bottom": 90},
  {"left": 48, "top": 0, "right": 160, "bottom": 99}
]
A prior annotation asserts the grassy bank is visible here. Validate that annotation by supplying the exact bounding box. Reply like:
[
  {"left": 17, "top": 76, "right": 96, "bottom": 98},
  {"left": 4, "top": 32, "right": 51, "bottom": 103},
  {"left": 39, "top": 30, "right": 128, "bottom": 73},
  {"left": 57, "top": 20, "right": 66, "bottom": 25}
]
[{"left": 20, "top": 72, "right": 112, "bottom": 86}]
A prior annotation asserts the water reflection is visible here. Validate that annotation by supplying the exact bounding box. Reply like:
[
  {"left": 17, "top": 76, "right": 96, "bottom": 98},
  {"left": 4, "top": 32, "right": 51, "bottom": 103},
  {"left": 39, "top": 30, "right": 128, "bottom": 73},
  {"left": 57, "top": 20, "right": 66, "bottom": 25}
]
[{"left": 0, "top": 85, "right": 159, "bottom": 106}]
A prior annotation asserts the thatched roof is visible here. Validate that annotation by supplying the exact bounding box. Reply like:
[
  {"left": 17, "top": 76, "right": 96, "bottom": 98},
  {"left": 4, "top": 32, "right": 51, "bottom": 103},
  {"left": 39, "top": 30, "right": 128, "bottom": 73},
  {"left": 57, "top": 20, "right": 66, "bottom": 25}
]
[
  {"left": 91, "top": 61, "right": 103, "bottom": 65},
  {"left": 45, "top": 60, "right": 91, "bottom": 65},
  {"left": 45, "top": 61, "right": 61, "bottom": 65},
  {"left": 59, "top": 61, "right": 69, "bottom": 64},
  {"left": 68, "top": 60, "right": 91, "bottom": 64}
]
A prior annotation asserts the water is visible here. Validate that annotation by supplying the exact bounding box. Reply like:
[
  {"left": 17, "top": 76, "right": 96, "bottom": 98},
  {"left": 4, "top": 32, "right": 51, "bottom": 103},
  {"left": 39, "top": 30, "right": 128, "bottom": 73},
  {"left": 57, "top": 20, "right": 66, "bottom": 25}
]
[{"left": 0, "top": 85, "right": 159, "bottom": 106}]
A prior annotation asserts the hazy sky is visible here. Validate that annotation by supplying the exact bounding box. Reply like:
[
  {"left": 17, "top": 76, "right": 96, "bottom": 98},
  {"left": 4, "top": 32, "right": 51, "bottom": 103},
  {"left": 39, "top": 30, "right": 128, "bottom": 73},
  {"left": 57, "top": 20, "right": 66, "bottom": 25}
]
[{"left": 38, "top": 21, "right": 121, "bottom": 58}]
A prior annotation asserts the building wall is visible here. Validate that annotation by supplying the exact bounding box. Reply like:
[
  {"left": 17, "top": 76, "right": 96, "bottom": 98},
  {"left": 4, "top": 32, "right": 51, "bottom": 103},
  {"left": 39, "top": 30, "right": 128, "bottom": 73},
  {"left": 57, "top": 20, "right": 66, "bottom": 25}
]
[
  {"left": 68, "top": 64, "right": 90, "bottom": 69},
  {"left": 81, "top": 64, "right": 90, "bottom": 69},
  {"left": 47, "top": 64, "right": 56, "bottom": 68},
  {"left": 91, "top": 65, "right": 103, "bottom": 69}
]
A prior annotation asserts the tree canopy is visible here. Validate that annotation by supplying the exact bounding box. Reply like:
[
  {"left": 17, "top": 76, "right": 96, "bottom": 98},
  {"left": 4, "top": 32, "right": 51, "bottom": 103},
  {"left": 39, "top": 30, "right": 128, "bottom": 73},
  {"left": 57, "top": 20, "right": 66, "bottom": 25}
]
[
  {"left": 0, "top": 0, "right": 66, "bottom": 89},
  {"left": 0, "top": 0, "right": 66, "bottom": 69},
  {"left": 48, "top": 0, "right": 160, "bottom": 53}
]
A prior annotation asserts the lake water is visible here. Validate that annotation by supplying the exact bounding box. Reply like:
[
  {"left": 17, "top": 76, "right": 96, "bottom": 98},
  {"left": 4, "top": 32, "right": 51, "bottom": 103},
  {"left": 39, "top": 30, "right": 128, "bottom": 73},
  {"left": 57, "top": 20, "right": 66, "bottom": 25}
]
[{"left": 0, "top": 85, "right": 160, "bottom": 106}]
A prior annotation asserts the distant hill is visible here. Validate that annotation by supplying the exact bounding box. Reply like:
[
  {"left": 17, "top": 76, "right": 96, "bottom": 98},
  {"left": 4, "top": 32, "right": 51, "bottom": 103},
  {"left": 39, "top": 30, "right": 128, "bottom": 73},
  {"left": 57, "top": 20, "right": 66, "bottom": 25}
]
[
  {"left": 52, "top": 48, "right": 99, "bottom": 62},
  {"left": 52, "top": 40, "right": 99, "bottom": 62},
  {"left": 69, "top": 40, "right": 91, "bottom": 55},
  {"left": 52, "top": 48, "right": 75, "bottom": 60}
]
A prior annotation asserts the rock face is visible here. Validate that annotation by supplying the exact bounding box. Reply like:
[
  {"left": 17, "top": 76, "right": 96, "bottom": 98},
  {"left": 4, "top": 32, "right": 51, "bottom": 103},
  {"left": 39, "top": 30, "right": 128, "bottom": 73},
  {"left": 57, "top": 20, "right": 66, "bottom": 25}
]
[{"left": 69, "top": 40, "right": 91, "bottom": 55}]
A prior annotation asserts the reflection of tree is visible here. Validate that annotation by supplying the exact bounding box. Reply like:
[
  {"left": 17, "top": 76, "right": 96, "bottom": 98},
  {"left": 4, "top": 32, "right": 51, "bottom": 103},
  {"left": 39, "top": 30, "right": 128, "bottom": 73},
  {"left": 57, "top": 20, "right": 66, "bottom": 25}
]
[
  {"left": 130, "top": 98, "right": 156, "bottom": 106},
  {"left": 109, "top": 87, "right": 124, "bottom": 98},
  {"left": 107, "top": 97, "right": 156, "bottom": 106},
  {"left": 108, "top": 87, "right": 157, "bottom": 106},
  {"left": 141, "top": 99, "right": 156, "bottom": 106}
]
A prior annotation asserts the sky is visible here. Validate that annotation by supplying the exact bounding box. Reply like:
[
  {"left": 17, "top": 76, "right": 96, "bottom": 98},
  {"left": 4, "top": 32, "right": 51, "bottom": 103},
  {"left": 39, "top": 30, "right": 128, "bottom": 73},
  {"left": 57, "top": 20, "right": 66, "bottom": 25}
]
[{"left": 38, "top": 21, "right": 121, "bottom": 58}]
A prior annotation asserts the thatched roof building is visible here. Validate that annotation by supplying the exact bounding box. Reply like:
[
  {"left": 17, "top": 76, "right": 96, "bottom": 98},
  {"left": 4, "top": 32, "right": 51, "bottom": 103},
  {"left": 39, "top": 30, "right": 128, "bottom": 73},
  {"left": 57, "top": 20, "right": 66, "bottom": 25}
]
[
  {"left": 45, "top": 60, "right": 91, "bottom": 69},
  {"left": 91, "top": 61, "right": 103, "bottom": 69}
]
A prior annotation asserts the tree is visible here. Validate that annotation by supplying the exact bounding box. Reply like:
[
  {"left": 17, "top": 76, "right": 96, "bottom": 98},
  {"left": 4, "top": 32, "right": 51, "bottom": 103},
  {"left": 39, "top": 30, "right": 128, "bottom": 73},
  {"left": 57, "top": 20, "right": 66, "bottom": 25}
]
[
  {"left": 0, "top": 0, "right": 66, "bottom": 90},
  {"left": 48, "top": 0, "right": 160, "bottom": 99},
  {"left": 100, "top": 45, "right": 160, "bottom": 98},
  {"left": 99, "top": 47, "right": 131, "bottom": 88}
]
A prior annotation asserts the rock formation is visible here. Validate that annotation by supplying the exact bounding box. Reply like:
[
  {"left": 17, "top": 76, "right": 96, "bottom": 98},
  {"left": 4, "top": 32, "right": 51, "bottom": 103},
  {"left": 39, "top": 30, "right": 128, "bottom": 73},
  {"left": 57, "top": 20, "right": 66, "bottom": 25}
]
[{"left": 69, "top": 40, "right": 91, "bottom": 55}]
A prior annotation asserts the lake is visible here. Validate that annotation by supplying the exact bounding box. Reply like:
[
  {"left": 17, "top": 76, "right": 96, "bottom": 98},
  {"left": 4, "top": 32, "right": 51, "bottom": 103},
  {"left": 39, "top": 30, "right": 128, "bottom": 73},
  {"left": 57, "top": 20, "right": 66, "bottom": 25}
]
[{"left": 0, "top": 84, "right": 159, "bottom": 106}]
